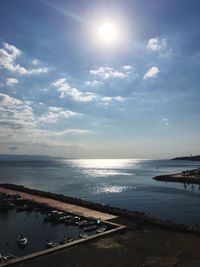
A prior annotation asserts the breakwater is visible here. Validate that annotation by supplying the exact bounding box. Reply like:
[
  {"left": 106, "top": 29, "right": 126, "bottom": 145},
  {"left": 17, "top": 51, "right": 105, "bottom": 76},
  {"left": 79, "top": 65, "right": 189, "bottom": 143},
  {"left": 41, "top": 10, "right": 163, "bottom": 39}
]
[
  {"left": 1, "top": 183, "right": 200, "bottom": 236},
  {"left": 153, "top": 168, "right": 200, "bottom": 184}
]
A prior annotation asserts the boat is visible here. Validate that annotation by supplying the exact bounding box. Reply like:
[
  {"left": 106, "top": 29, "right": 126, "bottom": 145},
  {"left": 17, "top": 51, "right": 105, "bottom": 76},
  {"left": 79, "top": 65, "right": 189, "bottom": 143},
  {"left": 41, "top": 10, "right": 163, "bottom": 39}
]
[
  {"left": 59, "top": 237, "right": 74, "bottom": 245},
  {"left": 17, "top": 234, "right": 28, "bottom": 247},
  {"left": 79, "top": 233, "right": 88, "bottom": 239},
  {"left": 46, "top": 241, "right": 58, "bottom": 248},
  {"left": 1, "top": 254, "right": 17, "bottom": 263},
  {"left": 83, "top": 225, "right": 98, "bottom": 232},
  {"left": 96, "top": 226, "right": 107, "bottom": 233}
]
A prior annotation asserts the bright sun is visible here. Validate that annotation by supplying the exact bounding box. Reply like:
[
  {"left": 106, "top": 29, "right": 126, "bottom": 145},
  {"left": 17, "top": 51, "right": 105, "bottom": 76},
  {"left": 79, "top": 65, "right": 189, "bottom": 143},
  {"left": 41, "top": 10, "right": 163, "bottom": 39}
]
[{"left": 97, "top": 22, "right": 118, "bottom": 44}]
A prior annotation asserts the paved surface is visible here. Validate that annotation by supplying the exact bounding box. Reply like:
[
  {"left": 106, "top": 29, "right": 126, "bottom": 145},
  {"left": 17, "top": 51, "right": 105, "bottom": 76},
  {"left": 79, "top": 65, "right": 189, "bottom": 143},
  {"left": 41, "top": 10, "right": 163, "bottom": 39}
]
[{"left": 0, "top": 187, "right": 116, "bottom": 220}]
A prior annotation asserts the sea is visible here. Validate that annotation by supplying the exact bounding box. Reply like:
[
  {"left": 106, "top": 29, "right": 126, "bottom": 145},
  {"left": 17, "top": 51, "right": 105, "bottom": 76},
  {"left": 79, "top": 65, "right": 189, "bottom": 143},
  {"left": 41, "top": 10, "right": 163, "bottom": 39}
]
[{"left": 1, "top": 159, "right": 200, "bottom": 225}]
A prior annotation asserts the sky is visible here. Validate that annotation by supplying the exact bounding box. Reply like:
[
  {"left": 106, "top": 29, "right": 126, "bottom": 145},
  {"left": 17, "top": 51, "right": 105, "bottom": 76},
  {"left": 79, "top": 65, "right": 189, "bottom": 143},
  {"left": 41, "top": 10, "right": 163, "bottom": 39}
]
[{"left": 0, "top": 0, "right": 200, "bottom": 159}]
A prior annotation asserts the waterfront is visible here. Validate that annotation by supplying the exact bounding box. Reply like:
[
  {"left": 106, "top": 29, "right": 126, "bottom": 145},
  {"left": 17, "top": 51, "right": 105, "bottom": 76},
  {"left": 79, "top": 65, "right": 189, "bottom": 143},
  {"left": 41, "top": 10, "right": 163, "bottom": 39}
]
[{"left": 0, "top": 159, "right": 200, "bottom": 224}]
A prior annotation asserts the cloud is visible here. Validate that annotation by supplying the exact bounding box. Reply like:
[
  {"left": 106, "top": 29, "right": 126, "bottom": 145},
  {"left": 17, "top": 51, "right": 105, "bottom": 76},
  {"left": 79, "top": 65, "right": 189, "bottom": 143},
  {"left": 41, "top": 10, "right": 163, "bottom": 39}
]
[
  {"left": 100, "top": 95, "right": 125, "bottom": 106},
  {"left": 0, "top": 93, "right": 36, "bottom": 129},
  {"left": 28, "top": 128, "right": 92, "bottom": 138},
  {"left": 69, "top": 88, "right": 96, "bottom": 102},
  {"left": 0, "top": 43, "right": 48, "bottom": 75},
  {"left": 32, "top": 59, "right": 39, "bottom": 65},
  {"left": 122, "top": 65, "right": 132, "bottom": 71},
  {"left": 85, "top": 80, "right": 101, "bottom": 87},
  {"left": 143, "top": 67, "right": 160, "bottom": 79},
  {"left": 51, "top": 78, "right": 97, "bottom": 102},
  {"left": 89, "top": 66, "right": 132, "bottom": 79},
  {"left": 39, "top": 106, "right": 82, "bottom": 123},
  {"left": 162, "top": 118, "right": 170, "bottom": 126},
  {"left": 6, "top": 78, "right": 19, "bottom": 86},
  {"left": 147, "top": 37, "right": 167, "bottom": 51}
]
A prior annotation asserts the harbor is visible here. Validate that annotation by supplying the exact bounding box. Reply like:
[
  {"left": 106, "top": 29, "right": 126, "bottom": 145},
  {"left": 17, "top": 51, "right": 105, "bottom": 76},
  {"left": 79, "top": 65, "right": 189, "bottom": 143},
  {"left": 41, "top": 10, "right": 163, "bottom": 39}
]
[{"left": 0, "top": 185, "right": 125, "bottom": 266}]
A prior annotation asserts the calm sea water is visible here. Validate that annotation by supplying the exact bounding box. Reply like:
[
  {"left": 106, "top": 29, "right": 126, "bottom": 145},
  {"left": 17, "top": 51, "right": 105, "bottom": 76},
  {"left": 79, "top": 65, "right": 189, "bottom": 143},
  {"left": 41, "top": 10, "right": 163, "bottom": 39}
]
[{"left": 0, "top": 159, "right": 200, "bottom": 225}]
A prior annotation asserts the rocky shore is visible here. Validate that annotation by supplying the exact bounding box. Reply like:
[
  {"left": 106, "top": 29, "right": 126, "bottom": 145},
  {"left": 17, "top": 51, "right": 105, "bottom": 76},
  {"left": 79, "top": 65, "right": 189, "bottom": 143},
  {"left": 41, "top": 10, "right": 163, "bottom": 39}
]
[{"left": 1, "top": 183, "right": 200, "bottom": 236}]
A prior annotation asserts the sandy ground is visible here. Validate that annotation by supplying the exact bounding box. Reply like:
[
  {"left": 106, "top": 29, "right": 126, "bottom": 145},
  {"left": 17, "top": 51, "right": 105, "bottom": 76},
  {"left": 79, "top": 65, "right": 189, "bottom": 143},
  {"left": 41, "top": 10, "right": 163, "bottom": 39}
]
[
  {"left": 0, "top": 187, "right": 116, "bottom": 220},
  {"left": 9, "top": 217, "right": 200, "bottom": 267}
]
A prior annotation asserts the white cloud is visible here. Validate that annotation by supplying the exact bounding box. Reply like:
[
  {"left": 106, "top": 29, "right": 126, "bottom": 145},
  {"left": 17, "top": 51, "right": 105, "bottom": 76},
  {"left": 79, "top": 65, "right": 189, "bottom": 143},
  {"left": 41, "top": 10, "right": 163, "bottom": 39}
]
[
  {"left": 147, "top": 37, "right": 167, "bottom": 51},
  {"left": 100, "top": 95, "right": 125, "bottom": 106},
  {"left": 89, "top": 66, "right": 131, "bottom": 79},
  {"left": 32, "top": 59, "right": 39, "bottom": 65},
  {"left": 143, "top": 67, "right": 160, "bottom": 79},
  {"left": 0, "top": 93, "right": 36, "bottom": 129},
  {"left": 70, "top": 88, "right": 96, "bottom": 102},
  {"left": 122, "top": 65, "right": 132, "bottom": 71},
  {"left": 39, "top": 106, "right": 82, "bottom": 123},
  {"left": 162, "top": 118, "right": 170, "bottom": 126},
  {"left": 3, "top": 43, "right": 21, "bottom": 57},
  {"left": 85, "top": 80, "right": 101, "bottom": 87},
  {"left": 51, "top": 78, "right": 97, "bottom": 102},
  {"left": 0, "top": 43, "right": 48, "bottom": 75},
  {"left": 6, "top": 78, "right": 19, "bottom": 86},
  {"left": 28, "top": 128, "right": 92, "bottom": 138}
]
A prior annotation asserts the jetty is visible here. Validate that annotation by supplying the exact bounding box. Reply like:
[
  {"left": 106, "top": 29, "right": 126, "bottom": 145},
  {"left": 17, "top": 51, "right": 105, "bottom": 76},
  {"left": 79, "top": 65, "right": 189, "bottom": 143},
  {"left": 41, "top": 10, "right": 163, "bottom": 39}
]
[
  {"left": 0, "top": 185, "right": 116, "bottom": 220},
  {"left": 153, "top": 168, "right": 200, "bottom": 184}
]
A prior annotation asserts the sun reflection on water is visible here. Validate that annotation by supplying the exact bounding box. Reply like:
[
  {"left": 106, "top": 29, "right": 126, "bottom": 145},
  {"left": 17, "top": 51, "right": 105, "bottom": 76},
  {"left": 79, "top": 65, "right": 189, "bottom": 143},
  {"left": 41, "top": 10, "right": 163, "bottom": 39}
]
[
  {"left": 68, "top": 159, "right": 141, "bottom": 169},
  {"left": 93, "top": 184, "right": 133, "bottom": 194}
]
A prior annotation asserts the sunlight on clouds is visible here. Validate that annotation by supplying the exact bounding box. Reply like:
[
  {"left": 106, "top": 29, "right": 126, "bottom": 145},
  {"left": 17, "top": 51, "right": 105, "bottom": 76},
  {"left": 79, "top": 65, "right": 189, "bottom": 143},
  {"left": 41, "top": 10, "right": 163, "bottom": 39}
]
[
  {"left": 39, "top": 106, "right": 82, "bottom": 124},
  {"left": 0, "top": 43, "right": 48, "bottom": 75},
  {"left": 143, "top": 66, "right": 160, "bottom": 79},
  {"left": 90, "top": 66, "right": 131, "bottom": 79},
  {"left": 147, "top": 37, "right": 167, "bottom": 51},
  {"left": 6, "top": 78, "right": 18, "bottom": 86},
  {"left": 51, "top": 78, "right": 96, "bottom": 102}
]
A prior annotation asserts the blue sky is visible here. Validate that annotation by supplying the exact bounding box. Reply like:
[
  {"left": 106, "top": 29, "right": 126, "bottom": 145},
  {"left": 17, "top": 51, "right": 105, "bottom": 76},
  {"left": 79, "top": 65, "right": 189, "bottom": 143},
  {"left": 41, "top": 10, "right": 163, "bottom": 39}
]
[{"left": 0, "top": 0, "right": 200, "bottom": 159}]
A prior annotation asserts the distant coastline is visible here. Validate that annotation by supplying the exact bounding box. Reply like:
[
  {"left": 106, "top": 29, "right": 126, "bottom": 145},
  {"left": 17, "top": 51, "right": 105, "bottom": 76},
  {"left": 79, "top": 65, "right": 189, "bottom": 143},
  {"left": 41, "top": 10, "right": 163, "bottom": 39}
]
[
  {"left": 0, "top": 154, "right": 65, "bottom": 161},
  {"left": 172, "top": 155, "right": 200, "bottom": 161}
]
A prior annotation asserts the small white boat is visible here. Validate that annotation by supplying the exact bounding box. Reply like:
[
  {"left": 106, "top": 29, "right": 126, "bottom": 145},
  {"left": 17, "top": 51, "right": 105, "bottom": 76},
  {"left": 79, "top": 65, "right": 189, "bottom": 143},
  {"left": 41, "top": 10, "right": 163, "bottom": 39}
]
[
  {"left": 79, "top": 233, "right": 88, "bottom": 239},
  {"left": 17, "top": 235, "right": 28, "bottom": 247},
  {"left": 46, "top": 241, "right": 58, "bottom": 248},
  {"left": 96, "top": 226, "right": 107, "bottom": 233}
]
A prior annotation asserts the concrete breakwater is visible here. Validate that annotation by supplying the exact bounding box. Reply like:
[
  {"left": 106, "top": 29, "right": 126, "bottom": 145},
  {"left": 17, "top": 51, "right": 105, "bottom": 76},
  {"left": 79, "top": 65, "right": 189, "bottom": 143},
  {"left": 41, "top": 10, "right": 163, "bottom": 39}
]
[{"left": 1, "top": 183, "right": 200, "bottom": 235}]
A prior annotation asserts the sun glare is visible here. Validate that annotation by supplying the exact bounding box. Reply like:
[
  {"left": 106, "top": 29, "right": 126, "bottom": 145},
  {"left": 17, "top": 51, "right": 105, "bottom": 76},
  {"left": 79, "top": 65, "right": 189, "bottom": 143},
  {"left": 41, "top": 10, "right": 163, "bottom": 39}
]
[{"left": 97, "top": 22, "right": 118, "bottom": 44}]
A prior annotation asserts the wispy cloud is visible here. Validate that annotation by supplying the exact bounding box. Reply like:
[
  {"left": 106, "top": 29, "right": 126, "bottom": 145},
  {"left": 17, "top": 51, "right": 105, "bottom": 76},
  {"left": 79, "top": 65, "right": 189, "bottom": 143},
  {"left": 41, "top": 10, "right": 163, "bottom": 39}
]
[
  {"left": 0, "top": 93, "right": 35, "bottom": 129},
  {"left": 100, "top": 95, "right": 125, "bottom": 106},
  {"left": 0, "top": 43, "right": 48, "bottom": 75},
  {"left": 89, "top": 66, "right": 132, "bottom": 79},
  {"left": 39, "top": 106, "right": 82, "bottom": 123},
  {"left": 143, "top": 66, "right": 160, "bottom": 79},
  {"left": 6, "top": 78, "right": 18, "bottom": 86},
  {"left": 147, "top": 37, "right": 167, "bottom": 51},
  {"left": 162, "top": 118, "right": 170, "bottom": 126},
  {"left": 147, "top": 37, "right": 171, "bottom": 57},
  {"left": 85, "top": 80, "right": 101, "bottom": 87},
  {"left": 51, "top": 78, "right": 96, "bottom": 102}
]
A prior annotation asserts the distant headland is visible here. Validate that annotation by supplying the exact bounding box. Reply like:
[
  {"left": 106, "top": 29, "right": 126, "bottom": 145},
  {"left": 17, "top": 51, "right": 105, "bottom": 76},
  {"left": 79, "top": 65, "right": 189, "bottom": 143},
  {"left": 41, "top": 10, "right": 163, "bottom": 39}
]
[
  {"left": 0, "top": 154, "right": 66, "bottom": 161},
  {"left": 172, "top": 155, "right": 200, "bottom": 161}
]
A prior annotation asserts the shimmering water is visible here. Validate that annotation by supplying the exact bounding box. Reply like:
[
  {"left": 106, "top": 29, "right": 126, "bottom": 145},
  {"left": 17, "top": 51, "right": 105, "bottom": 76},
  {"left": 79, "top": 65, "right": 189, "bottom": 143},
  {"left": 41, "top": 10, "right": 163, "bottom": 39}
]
[{"left": 0, "top": 159, "right": 200, "bottom": 224}]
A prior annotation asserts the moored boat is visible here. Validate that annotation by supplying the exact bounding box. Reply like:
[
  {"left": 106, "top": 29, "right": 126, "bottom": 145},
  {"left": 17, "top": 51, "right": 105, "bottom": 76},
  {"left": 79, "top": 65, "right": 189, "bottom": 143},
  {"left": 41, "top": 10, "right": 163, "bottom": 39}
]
[
  {"left": 96, "top": 226, "right": 107, "bottom": 233},
  {"left": 79, "top": 233, "right": 88, "bottom": 239},
  {"left": 17, "top": 234, "right": 28, "bottom": 247},
  {"left": 46, "top": 241, "right": 59, "bottom": 248}
]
